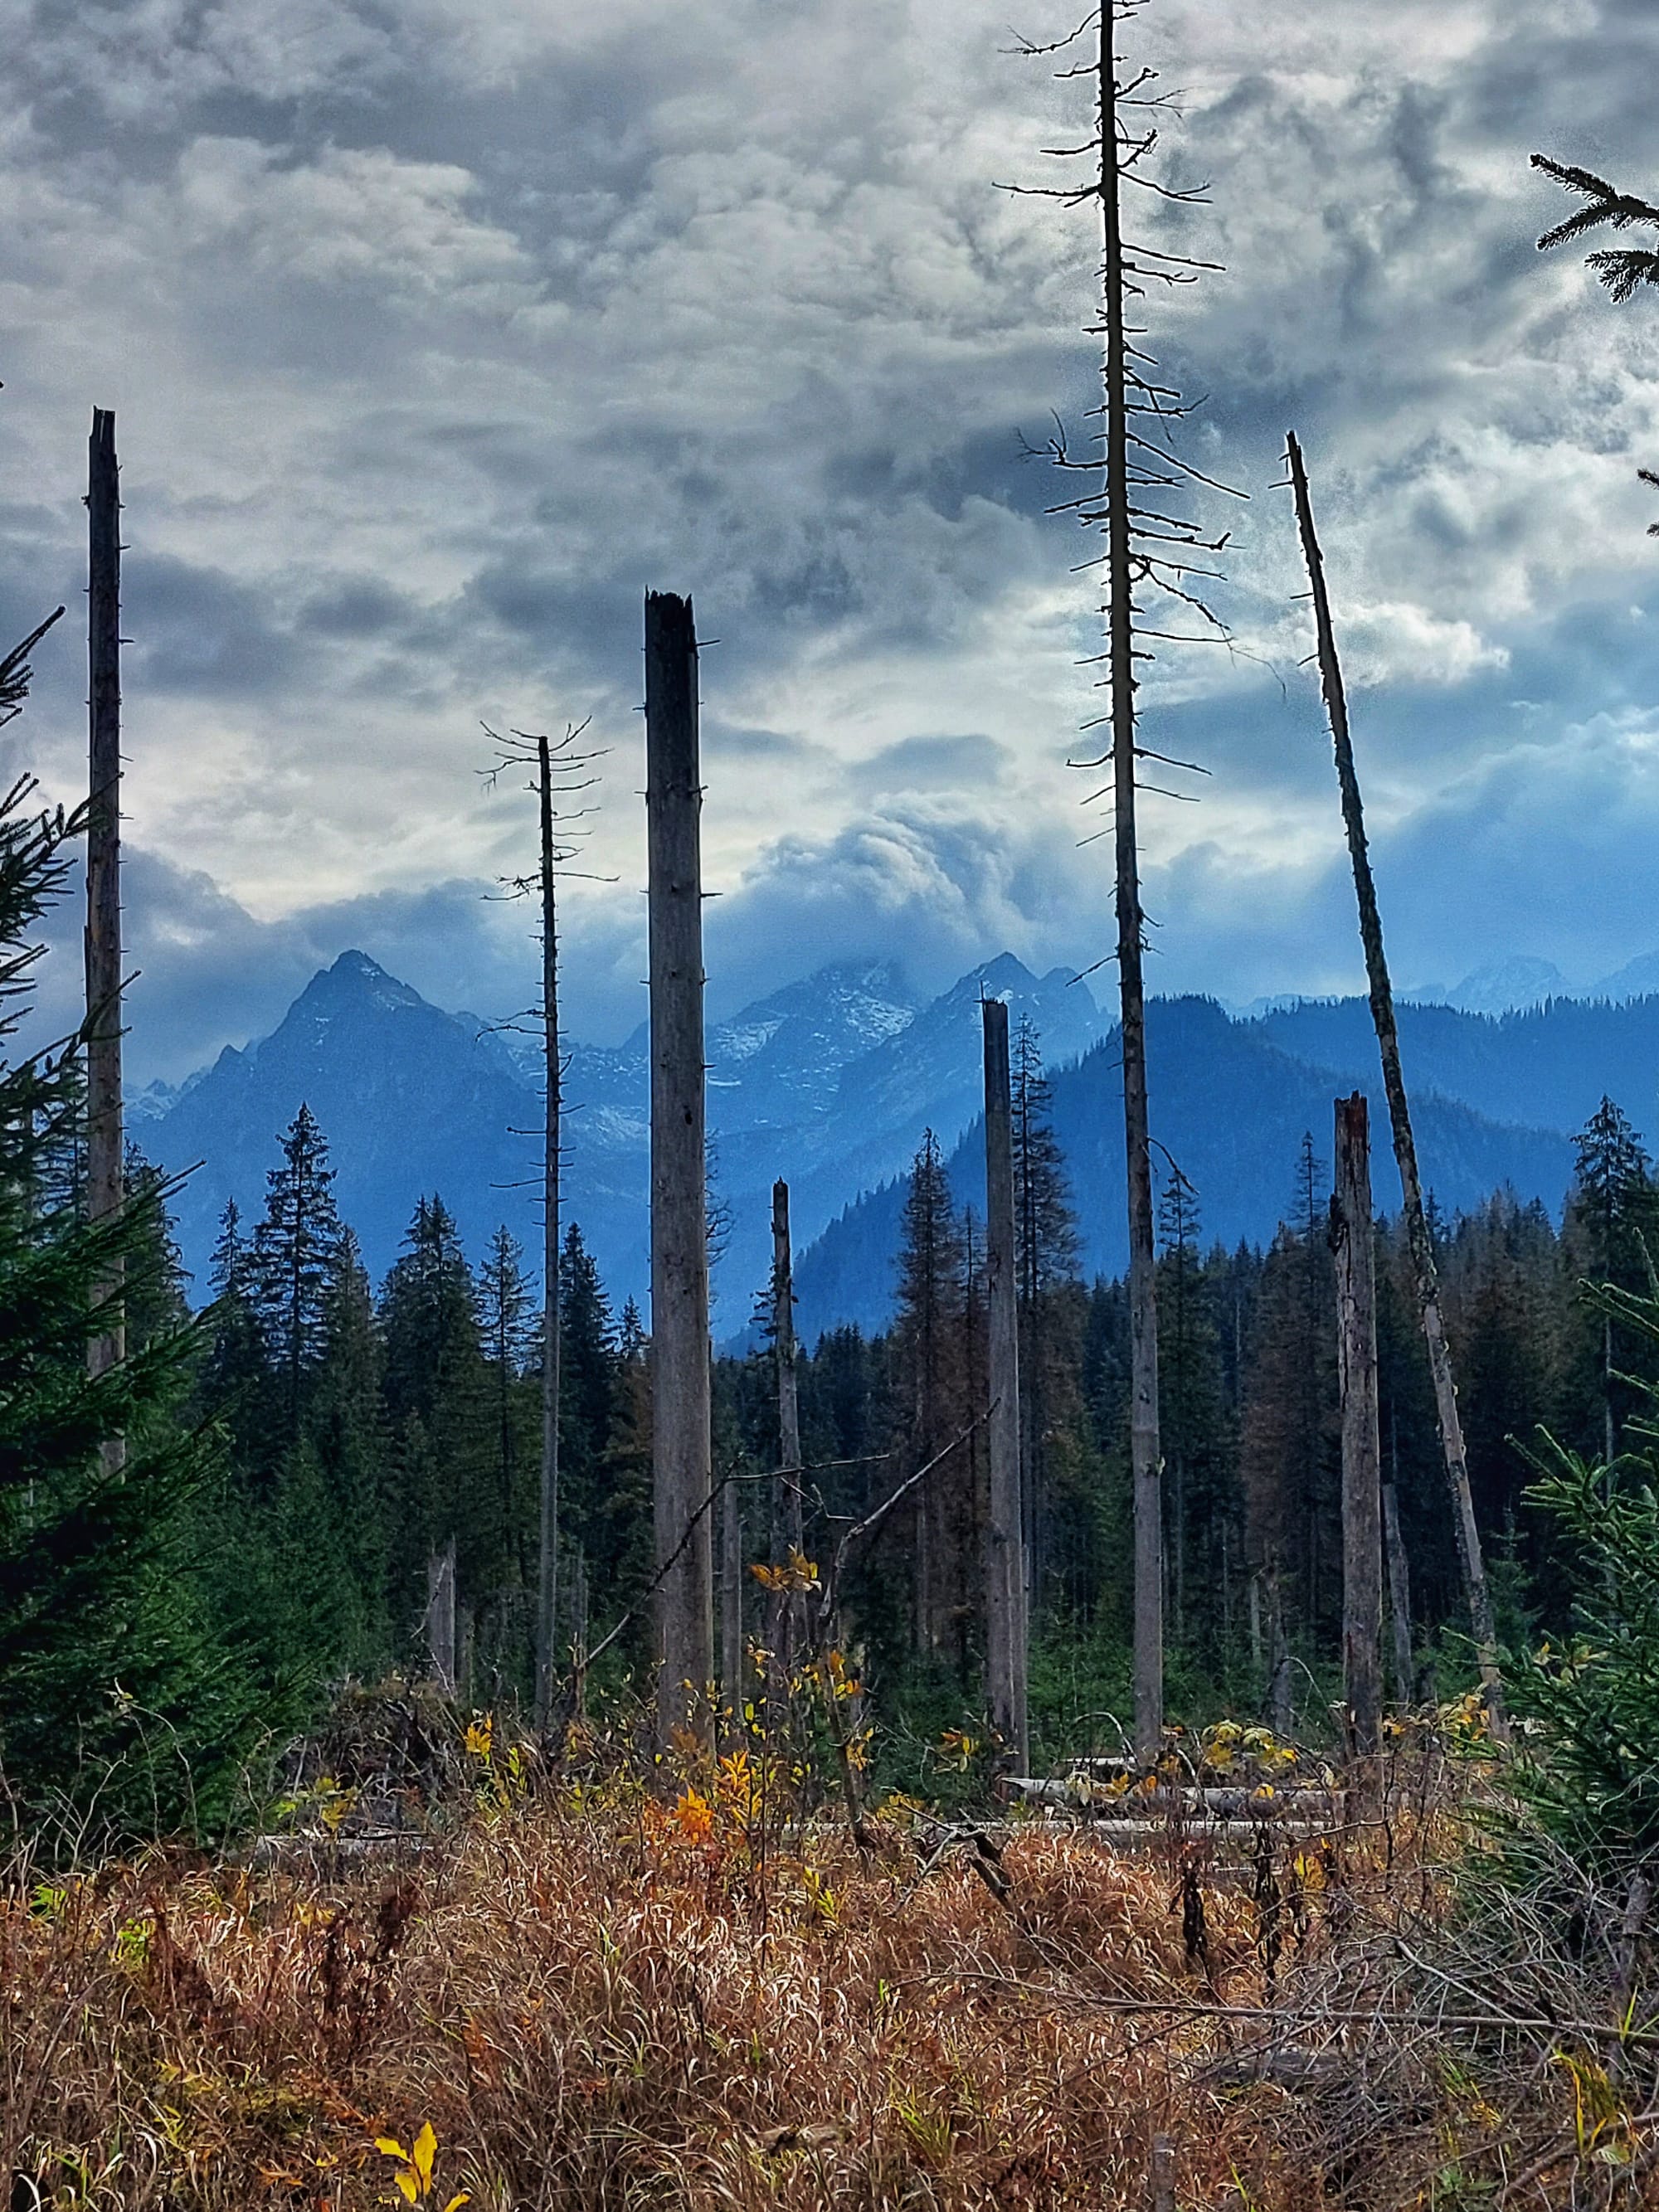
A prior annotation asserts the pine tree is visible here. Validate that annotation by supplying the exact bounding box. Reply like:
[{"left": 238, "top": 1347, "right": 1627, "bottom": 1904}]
[
  {"left": 1012, "top": 1018, "right": 1083, "bottom": 1608},
  {"left": 588, "top": 1294, "right": 652, "bottom": 1672},
  {"left": 0, "top": 704, "right": 261, "bottom": 1830},
  {"left": 123, "top": 1142, "right": 190, "bottom": 1354},
  {"left": 559, "top": 1223, "right": 616, "bottom": 1558},
  {"left": 199, "top": 1198, "right": 274, "bottom": 1485},
  {"left": 251, "top": 1104, "right": 343, "bottom": 1439},
  {"left": 892, "top": 1130, "right": 967, "bottom": 1655},
  {"left": 1058, "top": 1273, "right": 1129, "bottom": 1640},
  {"left": 478, "top": 1223, "right": 538, "bottom": 1582},
  {"left": 380, "top": 1196, "right": 491, "bottom": 1646},
  {"left": 1156, "top": 1170, "right": 1230, "bottom": 1658},
  {"left": 1241, "top": 1139, "right": 1340, "bottom": 1670},
  {"left": 309, "top": 1229, "right": 391, "bottom": 1670},
  {"left": 1564, "top": 1097, "right": 1658, "bottom": 1462}
]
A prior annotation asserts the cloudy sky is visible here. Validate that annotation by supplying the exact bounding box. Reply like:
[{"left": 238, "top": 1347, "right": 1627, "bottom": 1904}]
[{"left": 2, "top": 0, "right": 1657, "bottom": 1080}]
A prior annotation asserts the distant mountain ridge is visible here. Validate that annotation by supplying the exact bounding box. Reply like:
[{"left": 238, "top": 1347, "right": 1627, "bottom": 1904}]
[
  {"left": 1402, "top": 946, "right": 1659, "bottom": 1016},
  {"left": 792, "top": 994, "right": 1582, "bottom": 1336},
  {"left": 139, "top": 949, "right": 1659, "bottom": 1339},
  {"left": 141, "top": 947, "right": 1105, "bottom": 1320}
]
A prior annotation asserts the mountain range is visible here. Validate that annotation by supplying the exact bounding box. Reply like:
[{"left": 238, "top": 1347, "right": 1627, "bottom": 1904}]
[
  {"left": 134, "top": 949, "right": 1659, "bottom": 1341},
  {"left": 1399, "top": 950, "right": 1659, "bottom": 1017}
]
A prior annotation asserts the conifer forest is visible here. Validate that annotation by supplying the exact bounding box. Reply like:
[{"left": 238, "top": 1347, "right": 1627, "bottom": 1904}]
[{"left": 7, "top": 5, "right": 1659, "bottom": 2206}]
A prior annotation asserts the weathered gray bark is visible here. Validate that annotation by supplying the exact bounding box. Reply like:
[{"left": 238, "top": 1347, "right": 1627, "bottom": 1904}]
[
  {"left": 85, "top": 408, "right": 124, "bottom": 1459},
  {"left": 720, "top": 1469, "right": 743, "bottom": 1733},
  {"left": 1149, "top": 2134, "right": 1175, "bottom": 2212},
  {"left": 1267, "top": 1567, "right": 1292, "bottom": 1738},
  {"left": 426, "top": 1539, "right": 457, "bottom": 1696},
  {"left": 646, "top": 591, "right": 714, "bottom": 1749},
  {"left": 1382, "top": 1475, "right": 1414, "bottom": 1706},
  {"left": 770, "top": 1179, "right": 805, "bottom": 1678},
  {"left": 1287, "top": 432, "right": 1506, "bottom": 1741},
  {"left": 1332, "top": 1091, "right": 1383, "bottom": 1767},
  {"left": 771, "top": 1180, "right": 803, "bottom": 1553},
  {"left": 534, "top": 732, "right": 562, "bottom": 1732},
  {"left": 981, "top": 999, "right": 1029, "bottom": 1769},
  {"left": 982, "top": 995, "right": 1035, "bottom": 1769},
  {"left": 1100, "top": 2, "right": 1162, "bottom": 1761}
]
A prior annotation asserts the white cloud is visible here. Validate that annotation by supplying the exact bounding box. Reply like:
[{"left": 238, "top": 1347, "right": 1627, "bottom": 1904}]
[{"left": 1, "top": 0, "right": 1657, "bottom": 1072}]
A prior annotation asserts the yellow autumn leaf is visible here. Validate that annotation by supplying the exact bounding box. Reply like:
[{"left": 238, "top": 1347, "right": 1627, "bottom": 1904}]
[
  {"left": 413, "top": 2124, "right": 437, "bottom": 2190},
  {"left": 377, "top": 2139, "right": 411, "bottom": 2163},
  {"left": 396, "top": 2175, "right": 418, "bottom": 2206}
]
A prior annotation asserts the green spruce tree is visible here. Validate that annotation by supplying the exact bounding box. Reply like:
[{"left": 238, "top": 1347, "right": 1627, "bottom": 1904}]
[
  {"left": 251, "top": 1104, "right": 343, "bottom": 1442},
  {"left": 0, "top": 651, "right": 261, "bottom": 1832}
]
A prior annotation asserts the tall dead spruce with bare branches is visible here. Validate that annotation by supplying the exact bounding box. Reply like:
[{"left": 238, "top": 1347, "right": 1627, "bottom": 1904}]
[
  {"left": 1012, "top": 0, "right": 1238, "bottom": 1757},
  {"left": 482, "top": 719, "right": 601, "bottom": 1728}
]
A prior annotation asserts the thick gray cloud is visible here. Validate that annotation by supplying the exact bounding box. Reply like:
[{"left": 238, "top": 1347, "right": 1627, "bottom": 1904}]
[{"left": 1, "top": 0, "right": 1657, "bottom": 1078}]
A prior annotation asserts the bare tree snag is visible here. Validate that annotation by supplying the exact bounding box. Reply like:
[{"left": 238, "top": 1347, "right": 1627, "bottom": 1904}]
[
  {"left": 1015, "top": 0, "right": 1239, "bottom": 1758},
  {"left": 1101, "top": 4, "right": 1162, "bottom": 1761},
  {"left": 85, "top": 407, "right": 124, "bottom": 1466},
  {"left": 1382, "top": 1472, "right": 1414, "bottom": 1704},
  {"left": 719, "top": 1459, "right": 742, "bottom": 1733},
  {"left": 1332, "top": 1091, "right": 1383, "bottom": 1769},
  {"left": 646, "top": 591, "right": 713, "bottom": 1751},
  {"left": 1148, "top": 2134, "right": 1176, "bottom": 2212},
  {"left": 534, "top": 732, "right": 562, "bottom": 1733},
  {"left": 426, "top": 1538, "right": 457, "bottom": 1697},
  {"left": 1267, "top": 1564, "right": 1292, "bottom": 1738},
  {"left": 982, "top": 998, "right": 1029, "bottom": 1770},
  {"left": 770, "top": 1178, "right": 805, "bottom": 1677},
  {"left": 1287, "top": 431, "right": 1506, "bottom": 1739}
]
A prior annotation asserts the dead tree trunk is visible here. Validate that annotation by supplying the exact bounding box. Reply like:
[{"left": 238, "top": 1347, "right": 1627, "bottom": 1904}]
[
  {"left": 1148, "top": 2136, "right": 1176, "bottom": 2212},
  {"left": 1287, "top": 432, "right": 1506, "bottom": 1741},
  {"left": 85, "top": 408, "right": 124, "bottom": 1464},
  {"left": 646, "top": 591, "right": 713, "bottom": 1751},
  {"left": 426, "top": 1539, "right": 457, "bottom": 1697},
  {"left": 1100, "top": 2, "right": 1162, "bottom": 1762},
  {"left": 771, "top": 1179, "right": 805, "bottom": 1676},
  {"left": 982, "top": 999, "right": 1029, "bottom": 1769},
  {"left": 534, "top": 732, "right": 562, "bottom": 1733},
  {"left": 720, "top": 1466, "right": 742, "bottom": 1732},
  {"left": 1382, "top": 1472, "right": 1414, "bottom": 1705},
  {"left": 1267, "top": 1564, "right": 1292, "bottom": 1738},
  {"left": 1332, "top": 1091, "right": 1383, "bottom": 1769}
]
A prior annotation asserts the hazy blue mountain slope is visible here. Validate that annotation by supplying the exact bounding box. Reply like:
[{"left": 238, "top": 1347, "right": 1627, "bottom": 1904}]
[
  {"left": 791, "top": 996, "right": 1576, "bottom": 1339},
  {"left": 148, "top": 952, "right": 549, "bottom": 1292},
  {"left": 147, "top": 957, "right": 1644, "bottom": 1333},
  {"left": 1257, "top": 994, "right": 1659, "bottom": 1143},
  {"left": 148, "top": 952, "right": 967, "bottom": 1310}
]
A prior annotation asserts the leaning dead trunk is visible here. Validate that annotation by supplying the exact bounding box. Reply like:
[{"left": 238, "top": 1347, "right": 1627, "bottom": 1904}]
[
  {"left": 1286, "top": 432, "right": 1506, "bottom": 1742},
  {"left": 1382, "top": 1472, "right": 1415, "bottom": 1704},
  {"left": 646, "top": 591, "right": 714, "bottom": 1751},
  {"left": 85, "top": 408, "right": 124, "bottom": 1467},
  {"left": 1332, "top": 1091, "right": 1383, "bottom": 1770}
]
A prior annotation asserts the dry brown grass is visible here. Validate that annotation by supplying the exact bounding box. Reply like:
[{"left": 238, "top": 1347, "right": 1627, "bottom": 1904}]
[{"left": 1, "top": 1746, "right": 1654, "bottom": 2210}]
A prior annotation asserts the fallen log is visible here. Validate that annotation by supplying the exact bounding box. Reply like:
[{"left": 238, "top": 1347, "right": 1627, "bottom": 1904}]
[{"left": 1005, "top": 1777, "right": 1345, "bottom": 1819}]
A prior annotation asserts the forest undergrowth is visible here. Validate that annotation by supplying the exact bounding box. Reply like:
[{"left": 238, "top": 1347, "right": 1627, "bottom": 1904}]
[{"left": 4, "top": 1707, "right": 1653, "bottom": 2212}]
